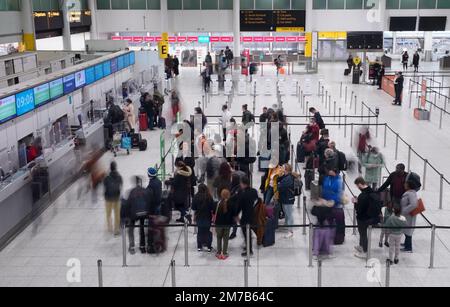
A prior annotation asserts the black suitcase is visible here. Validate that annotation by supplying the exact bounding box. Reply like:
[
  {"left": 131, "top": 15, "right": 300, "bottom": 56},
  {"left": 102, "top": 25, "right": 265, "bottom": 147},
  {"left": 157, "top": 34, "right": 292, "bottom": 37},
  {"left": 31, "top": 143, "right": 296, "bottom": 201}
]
[
  {"left": 160, "top": 190, "right": 172, "bottom": 222},
  {"left": 159, "top": 117, "right": 167, "bottom": 129},
  {"left": 139, "top": 139, "right": 148, "bottom": 151},
  {"left": 296, "top": 142, "right": 305, "bottom": 163},
  {"left": 263, "top": 216, "right": 276, "bottom": 247},
  {"left": 304, "top": 169, "right": 315, "bottom": 191},
  {"left": 344, "top": 68, "right": 350, "bottom": 76},
  {"left": 131, "top": 133, "right": 142, "bottom": 148}
]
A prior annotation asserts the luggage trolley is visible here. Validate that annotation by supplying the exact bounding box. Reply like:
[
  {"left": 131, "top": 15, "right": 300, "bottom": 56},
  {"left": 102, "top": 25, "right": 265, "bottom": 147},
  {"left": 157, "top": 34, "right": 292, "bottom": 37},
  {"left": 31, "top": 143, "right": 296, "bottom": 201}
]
[{"left": 111, "top": 121, "right": 132, "bottom": 157}]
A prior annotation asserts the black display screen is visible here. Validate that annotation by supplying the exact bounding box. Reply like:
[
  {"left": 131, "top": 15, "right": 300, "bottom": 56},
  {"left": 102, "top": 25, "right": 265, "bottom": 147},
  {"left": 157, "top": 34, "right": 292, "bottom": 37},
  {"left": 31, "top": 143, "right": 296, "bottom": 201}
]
[
  {"left": 419, "top": 17, "right": 447, "bottom": 31},
  {"left": 390, "top": 17, "right": 417, "bottom": 31},
  {"left": 347, "top": 32, "right": 383, "bottom": 50},
  {"left": 33, "top": 11, "right": 64, "bottom": 33},
  {"left": 240, "top": 10, "right": 306, "bottom": 32}
]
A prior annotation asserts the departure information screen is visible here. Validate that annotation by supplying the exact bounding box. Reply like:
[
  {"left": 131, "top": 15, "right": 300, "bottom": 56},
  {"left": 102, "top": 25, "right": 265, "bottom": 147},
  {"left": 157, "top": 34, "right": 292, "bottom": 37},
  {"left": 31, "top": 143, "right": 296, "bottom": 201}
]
[
  {"left": 16, "top": 89, "right": 35, "bottom": 116},
  {"left": 33, "top": 83, "right": 50, "bottom": 106},
  {"left": 240, "top": 10, "right": 306, "bottom": 32},
  {"left": 49, "top": 78, "right": 64, "bottom": 100},
  {"left": 75, "top": 70, "right": 86, "bottom": 88},
  {"left": 0, "top": 95, "right": 16, "bottom": 123}
]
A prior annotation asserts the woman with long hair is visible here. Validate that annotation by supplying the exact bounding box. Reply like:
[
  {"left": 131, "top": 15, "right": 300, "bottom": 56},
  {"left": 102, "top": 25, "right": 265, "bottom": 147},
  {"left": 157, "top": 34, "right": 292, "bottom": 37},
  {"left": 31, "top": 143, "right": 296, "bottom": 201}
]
[
  {"left": 215, "top": 189, "right": 234, "bottom": 259},
  {"left": 213, "top": 162, "right": 232, "bottom": 200},
  {"left": 192, "top": 184, "right": 216, "bottom": 252}
]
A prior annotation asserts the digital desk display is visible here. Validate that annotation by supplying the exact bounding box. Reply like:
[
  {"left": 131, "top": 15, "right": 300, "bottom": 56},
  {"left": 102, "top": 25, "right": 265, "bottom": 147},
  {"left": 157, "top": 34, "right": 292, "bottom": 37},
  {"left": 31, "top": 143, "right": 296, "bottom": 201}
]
[
  {"left": 111, "top": 57, "right": 118, "bottom": 73},
  {"left": 75, "top": 70, "right": 86, "bottom": 88},
  {"left": 0, "top": 95, "right": 17, "bottom": 123},
  {"left": 129, "top": 52, "right": 135, "bottom": 65},
  {"left": 49, "top": 78, "right": 64, "bottom": 100},
  {"left": 124, "top": 54, "right": 130, "bottom": 67},
  {"left": 103, "top": 61, "right": 111, "bottom": 77},
  {"left": 95, "top": 64, "right": 103, "bottom": 81},
  {"left": 63, "top": 74, "right": 76, "bottom": 94},
  {"left": 33, "top": 83, "right": 50, "bottom": 106},
  {"left": 85, "top": 67, "right": 95, "bottom": 85},
  {"left": 16, "top": 89, "right": 35, "bottom": 116}
]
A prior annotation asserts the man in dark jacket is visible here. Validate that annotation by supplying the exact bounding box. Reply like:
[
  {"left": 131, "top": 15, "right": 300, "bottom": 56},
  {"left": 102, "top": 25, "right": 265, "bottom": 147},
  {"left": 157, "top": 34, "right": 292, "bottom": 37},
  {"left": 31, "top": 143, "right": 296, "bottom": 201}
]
[
  {"left": 237, "top": 176, "right": 259, "bottom": 257},
  {"left": 103, "top": 162, "right": 123, "bottom": 236},
  {"left": 242, "top": 104, "right": 255, "bottom": 128},
  {"left": 125, "top": 176, "right": 152, "bottom": 254},
  {"left": 259, "top": 107, "right": 269, "bottom": 123},
  {"left": 353, "top": 177, "right": 381, "bottom": 259},
  {"left": 412, "top": 51, "right": 420, "bottom": 72},
  {"left": 147, "top": 167, "right": 162, "bottom": 214},
  {"left": 377, "top": 163, "right": 408, "bottom": 206},
  {"left": 377, "top": 64, "right": 385, "bottom": 90},
  {"left": 309, "top": 107, "right": 325, "bottom": 130},
  {"left": 393, "top": 72, "right": 404, "bottom": 106}
]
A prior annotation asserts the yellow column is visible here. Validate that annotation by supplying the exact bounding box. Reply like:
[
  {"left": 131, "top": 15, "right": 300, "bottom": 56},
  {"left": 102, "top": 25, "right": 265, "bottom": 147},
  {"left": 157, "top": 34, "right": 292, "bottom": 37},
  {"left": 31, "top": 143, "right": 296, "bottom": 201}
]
[
  {"left": 305, "top": 32, "right": 313, "bottom": 58},
  {"left": 22, "top": 33, "right": 36, "bottom": 51}
]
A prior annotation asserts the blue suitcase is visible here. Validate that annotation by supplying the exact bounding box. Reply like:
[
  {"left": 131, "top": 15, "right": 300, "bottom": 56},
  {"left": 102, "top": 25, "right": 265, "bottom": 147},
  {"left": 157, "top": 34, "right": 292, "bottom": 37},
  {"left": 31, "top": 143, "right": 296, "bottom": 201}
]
[
  {"left": 121, "top": 134, "right": 132, "bottom": 150},
  {"left": 262, "top": 216, "right": 276, "bottom": 247}
]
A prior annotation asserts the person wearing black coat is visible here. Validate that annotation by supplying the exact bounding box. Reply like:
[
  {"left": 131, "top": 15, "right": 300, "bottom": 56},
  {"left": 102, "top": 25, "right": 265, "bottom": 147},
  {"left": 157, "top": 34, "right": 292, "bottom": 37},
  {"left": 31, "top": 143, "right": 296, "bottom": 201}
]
[
  {"left": 393, "top": 72, "right": 404, "bottom": 106},
  {"left": 236, "top": 176, "right": 259, "bottom": 256},
  {"left": 192, "top": 184, "right": 216, "bottom": 252},
  {"left": 228, "top": 173, "right": 242, "bottom": 240},
  {"left": 146, "top": 167, "right": 162, "bottom": 214},
  {"left": 123, "top": 176, "right": 152, "bottom": 254},
  {"left": 412, "top": 51, "right": 420, "bottom": 73},
  {"left": 377, "top": 65, "right": 385, "bottom": 90},
  {"left": 167, "top": 161, "right": 193, "bottom": 223}
]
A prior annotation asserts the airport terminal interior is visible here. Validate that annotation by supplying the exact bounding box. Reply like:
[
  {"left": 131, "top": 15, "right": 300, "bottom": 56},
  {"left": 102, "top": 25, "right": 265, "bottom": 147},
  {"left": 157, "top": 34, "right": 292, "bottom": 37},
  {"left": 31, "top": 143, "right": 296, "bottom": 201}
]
[{"left": 2, "top": 0, "right": 450, "bottom": 288}]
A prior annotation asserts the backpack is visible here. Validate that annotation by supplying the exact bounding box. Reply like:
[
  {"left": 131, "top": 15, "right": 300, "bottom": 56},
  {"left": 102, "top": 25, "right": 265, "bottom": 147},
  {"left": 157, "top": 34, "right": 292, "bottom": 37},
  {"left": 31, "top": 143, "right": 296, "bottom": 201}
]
[
  {"left": 113, "top": 105, "right": 125, "bottom": 122},
  {"left": 337, "top": 151, "right": 348, "bottom": 171},
  {"left": 104, "top": 174, "right": 122, "bottom": 200},
  {"left": 293, "top": 176, "right": 303, "bottom": 196},
  {"left": 129, "top": 187, "right": 150, "bottom": 219},
  {"left": 367, "top": 192, "right": 383, "bottom": 220},
  {"left": 406, "top": 172, "right": 422, "bottom": 191}
]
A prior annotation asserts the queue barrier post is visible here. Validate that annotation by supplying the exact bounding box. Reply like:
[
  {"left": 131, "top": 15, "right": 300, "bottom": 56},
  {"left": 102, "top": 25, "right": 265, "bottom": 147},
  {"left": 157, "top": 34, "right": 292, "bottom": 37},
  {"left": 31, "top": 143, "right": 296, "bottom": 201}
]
[
  {"left": 246, "top": 224, "right": 251, "bottom": 266},
  {"left": 383, "top": 124, "right": 387, "bottom": 148},
  {"left": 423, "top": 159, "right": 428, "bottom": 190},
  {"left": 407, "top": 145, "right": 412, "bottom": 172},
  {"left": 308, "top": 224, "right": 314, "bottom": 268},
  {"left": 352, "top": 206, "right": 357, "bottom": 236},
  {"left": 429, "top": 225, "right": 436, "bottom": 269},
  {"left": 395, "top": 134, "right": 399, "bottom": 160},
  {"left": 121, "top": 224, "right": 127, "bottom": 267},
  {"left": 338, "top": 108, "right": 342, "bottom": 128},
  {"left": 302, "top": 196, "right": 307, "bottom": 235},
  {"left": 366, "top": 225, "right": 373, "bottom": 267},
  {"left": 344, "top": 115, "right": 347, "bottom": 137},
  {"left": 439, "top": 174, "right": 444, "bottom": 210},
  {"left": 244, "top": 259, "right": 249, "bottom": 287},
  {"left": 184, "top": 222, "right": 189, "bottom": 267},
  {"left": 317, "top": 259, "right": 322, "bottom": 287},
  {"left": 97, "top": 260, "right": 103, "bottom": 288},
  {"left": 385, "top": 259, "right": 391, "bottom": 288},
  {"left": 171, "top": 260, "right": 176, "bottom": 287}
]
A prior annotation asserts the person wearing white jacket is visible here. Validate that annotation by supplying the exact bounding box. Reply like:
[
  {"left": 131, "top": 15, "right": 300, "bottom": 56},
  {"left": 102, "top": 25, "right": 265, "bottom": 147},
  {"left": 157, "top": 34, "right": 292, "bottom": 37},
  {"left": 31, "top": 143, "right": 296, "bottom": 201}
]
[{"left": 220, "top": 104, "right": 232, "bottom": 141}]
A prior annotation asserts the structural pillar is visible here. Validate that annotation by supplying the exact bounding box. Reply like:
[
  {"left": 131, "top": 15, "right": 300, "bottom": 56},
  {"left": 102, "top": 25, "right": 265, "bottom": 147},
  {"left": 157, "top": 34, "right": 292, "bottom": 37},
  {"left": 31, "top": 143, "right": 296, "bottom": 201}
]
[
  {"left": 21, "top": 0, "right": 36, "bottom": 51},
  {"left": 233, "top": 0, "right": 241, "bottom": 70},
  {"left": 424, "top": 32, "right": 433, "bottom": 62},
  {"left": 88, "top": 0, "right": 98, "bottom": 40},
  {"left": 160, "top": 0, "right": 169, "bottom": 32},
  {"left": 61, "top": 0, "right": 72, "bottom": 50},
  {"left": 305, "top": 0, "right": 313, "bottom": 32}
]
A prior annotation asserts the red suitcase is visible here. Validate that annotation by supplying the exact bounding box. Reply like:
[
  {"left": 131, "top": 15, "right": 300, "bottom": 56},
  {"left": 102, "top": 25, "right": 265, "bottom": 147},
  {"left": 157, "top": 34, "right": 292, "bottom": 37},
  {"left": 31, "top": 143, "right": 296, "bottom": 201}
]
[{"left": 139, "top": 113, "right": 148, "bottom": 131}]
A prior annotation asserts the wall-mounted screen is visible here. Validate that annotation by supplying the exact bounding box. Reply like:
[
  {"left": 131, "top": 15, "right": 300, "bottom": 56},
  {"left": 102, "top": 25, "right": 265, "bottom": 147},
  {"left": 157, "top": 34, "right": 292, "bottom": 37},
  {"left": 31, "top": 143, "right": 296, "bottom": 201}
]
[
  {"left": 33, "top": 83, "right": 50, "bottom": 106},
  {"left": 124, "top": 54, "right": 130, "bottom": 67},
  {"left": 118, "top": 56, "right": 124, "bottom": 70},
  {"left": 63, "top": 74, "right": 76, "bottom": 94},
  {"left": 85, "top": 67, "right": 95, "bottom": 85},
  {"left": 129, "top": 52, "right": 135, "bottom": 65},
  {"left": 75, "top": 70, "right": 86, "bottom": 88},
  {"left": 0, "top": 95, "right": 17, "bottom": 124},
  {"left": 49, "top": 78, "right": 64, "bottom": 100},
  {"left": 390, "top": 17, "right": 417, "bottom": 31},
  {"left": 419, "top": 17, "right": 447, "bottom": 31},
  {"left": 95, "top": 64, "right": 103, "bottom": 81},
  {"left": 111, "top": 58, "right": 118, "bottom": 73},
  {"left": 103, "top": 61, "right": 111, "bottom": 76},
  {"left": 16, "top": 89, "right": 35, "bottom": 116}
]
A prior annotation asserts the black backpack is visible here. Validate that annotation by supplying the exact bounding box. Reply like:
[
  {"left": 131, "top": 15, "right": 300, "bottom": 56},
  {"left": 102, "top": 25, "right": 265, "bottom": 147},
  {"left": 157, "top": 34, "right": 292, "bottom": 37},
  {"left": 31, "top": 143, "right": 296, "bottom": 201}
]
[
  {"left": 337, "top": 151, "right": 348, "bottom": 171},
  {"left": 293, "top": 176, "right": 303, "bottom": 196},
  {"left": 129, "top": 187, "right": 150, "bottom": 220},
  {"left": 113, "top": 105, "right": 125, "bottom": 122},
  {"left": 367, "top": 192, "right": 383, "bottom": 220}
]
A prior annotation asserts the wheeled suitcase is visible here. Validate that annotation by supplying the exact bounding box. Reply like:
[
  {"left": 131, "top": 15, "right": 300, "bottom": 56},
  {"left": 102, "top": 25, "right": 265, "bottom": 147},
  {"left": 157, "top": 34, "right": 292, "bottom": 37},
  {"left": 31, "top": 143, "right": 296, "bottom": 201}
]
[
  {"left": 413, "top": 108, "right": 430, "bottom": 120},
  {"left": 310, "top": 180, "right": 322, "bottom": 200},
  {"left": 262, "top": 216, "right": 276, "bottom": 247},
  {"left": 158, "top": 117, "right": 167, "bottom": 129},
  {"left": 313, "top": 224, "right": 335, "bottom": 257},
  {"left": 296, "top": 142, "right": 305, "bottom": 163},
  {"left": 139, "top": 139, "right": 148, "bottom": 151},
  {"left": 160, "top": 189, "right": 172, "bottom": 222},
  {"left": 304, "top": 169, "right": 315, "bottom": 190},
  {"left": 344, "top": 68, "right": 351, "bottom": 76},
  {"left": 131, "top": 133, "right": 142, "bottom": 148},
  {"left": 332, "top": 208, "right": 346, "bottom": 245},
  {"left": 147, "top": 216, "right": 167, "bottom": 254},
  {"left": 139, "top": 113, "right": 148, "bottom": 131}
]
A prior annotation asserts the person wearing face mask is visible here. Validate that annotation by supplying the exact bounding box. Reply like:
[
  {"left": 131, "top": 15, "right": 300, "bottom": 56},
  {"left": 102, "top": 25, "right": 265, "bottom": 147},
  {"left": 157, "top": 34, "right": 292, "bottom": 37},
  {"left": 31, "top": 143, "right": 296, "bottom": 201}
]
[{"left": 362, "top": 146, "right": 384, "bottom": 190}]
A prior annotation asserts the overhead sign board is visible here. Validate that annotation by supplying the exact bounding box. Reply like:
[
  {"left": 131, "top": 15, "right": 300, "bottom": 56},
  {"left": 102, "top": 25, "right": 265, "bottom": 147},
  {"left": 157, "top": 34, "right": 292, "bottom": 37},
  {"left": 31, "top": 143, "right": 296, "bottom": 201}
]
[{"left": 240, "top": 10, "right": 306, "bottom": 32}]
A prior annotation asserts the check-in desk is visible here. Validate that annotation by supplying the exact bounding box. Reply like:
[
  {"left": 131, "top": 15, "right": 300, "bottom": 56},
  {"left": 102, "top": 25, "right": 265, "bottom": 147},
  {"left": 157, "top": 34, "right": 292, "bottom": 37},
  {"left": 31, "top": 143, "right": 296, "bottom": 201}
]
[{"left": 75, "top": 119, "right": 105, "bottom": 150}]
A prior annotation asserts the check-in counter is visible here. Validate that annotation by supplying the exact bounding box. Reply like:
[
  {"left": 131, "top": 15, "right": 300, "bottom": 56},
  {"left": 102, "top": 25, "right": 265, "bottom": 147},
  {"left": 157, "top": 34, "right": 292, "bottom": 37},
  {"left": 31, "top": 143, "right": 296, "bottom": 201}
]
[{"left": 75, "top": 118, "right": 105, "bottom": 150}]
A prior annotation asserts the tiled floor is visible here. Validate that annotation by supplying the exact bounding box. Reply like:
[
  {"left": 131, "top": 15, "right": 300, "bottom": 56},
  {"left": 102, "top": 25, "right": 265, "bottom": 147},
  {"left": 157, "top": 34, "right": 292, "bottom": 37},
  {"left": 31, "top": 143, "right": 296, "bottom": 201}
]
[{"left": 1, "top": 61, "right": 450, "bottom": 287}]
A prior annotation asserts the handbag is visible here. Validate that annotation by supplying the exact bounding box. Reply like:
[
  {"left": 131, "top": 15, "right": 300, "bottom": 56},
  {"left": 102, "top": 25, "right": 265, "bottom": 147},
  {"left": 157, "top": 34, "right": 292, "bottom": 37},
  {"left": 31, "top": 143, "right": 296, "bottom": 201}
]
[{"left": 410, "top": 198, "right": 425, "bottom": 217}]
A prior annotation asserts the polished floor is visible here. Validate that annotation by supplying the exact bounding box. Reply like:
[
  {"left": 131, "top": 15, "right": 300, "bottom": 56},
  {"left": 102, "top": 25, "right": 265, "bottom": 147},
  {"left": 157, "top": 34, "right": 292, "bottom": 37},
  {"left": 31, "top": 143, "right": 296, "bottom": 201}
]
[{"left": 1, "top": 60, "right": 450, "bottom": 287}]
